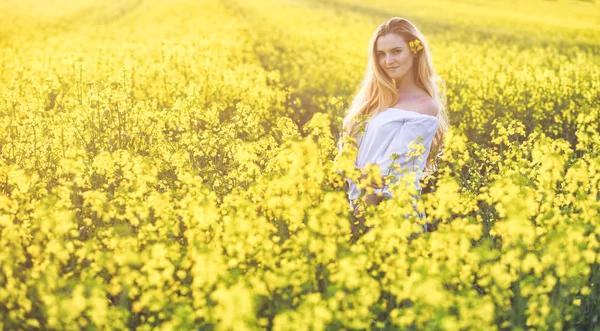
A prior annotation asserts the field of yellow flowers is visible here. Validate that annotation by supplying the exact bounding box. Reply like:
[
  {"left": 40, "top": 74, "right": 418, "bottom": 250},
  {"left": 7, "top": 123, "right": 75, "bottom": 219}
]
[{"left": 1, "top": 0, "right": 599, "bottom": 329}]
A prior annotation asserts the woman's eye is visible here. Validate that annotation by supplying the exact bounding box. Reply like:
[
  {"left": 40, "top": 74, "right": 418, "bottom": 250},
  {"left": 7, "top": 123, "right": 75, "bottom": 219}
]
[{"left": 394, "top": 49, "right": 401, "bottom": 54}]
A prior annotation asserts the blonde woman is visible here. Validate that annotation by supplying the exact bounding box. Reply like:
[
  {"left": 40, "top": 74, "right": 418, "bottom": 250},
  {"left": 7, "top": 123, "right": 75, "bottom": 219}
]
[{"left": 339, "top": 17, "right": 449, "bottom": 236}]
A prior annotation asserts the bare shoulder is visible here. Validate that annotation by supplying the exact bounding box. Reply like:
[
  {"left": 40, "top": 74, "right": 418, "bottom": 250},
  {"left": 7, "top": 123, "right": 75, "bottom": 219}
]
[{"left": 418, "top": 98, "right": 439, "bottom": 117}]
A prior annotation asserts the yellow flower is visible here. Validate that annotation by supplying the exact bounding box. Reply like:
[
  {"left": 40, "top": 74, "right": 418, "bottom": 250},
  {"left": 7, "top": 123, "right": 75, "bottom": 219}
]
[{"left": 409, "top": 39, "right": 423, "bottom": 54}]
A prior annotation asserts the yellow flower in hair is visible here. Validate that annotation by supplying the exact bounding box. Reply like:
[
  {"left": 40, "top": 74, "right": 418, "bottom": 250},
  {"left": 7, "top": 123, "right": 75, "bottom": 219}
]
[{"left": 409, "top": 39, "right": 423, "bottom": 54}]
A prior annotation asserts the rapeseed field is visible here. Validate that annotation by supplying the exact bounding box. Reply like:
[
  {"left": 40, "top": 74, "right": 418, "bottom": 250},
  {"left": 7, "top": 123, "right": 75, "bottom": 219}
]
[{"left": 1, "top": 0, "right": 599, "bottom": 329}]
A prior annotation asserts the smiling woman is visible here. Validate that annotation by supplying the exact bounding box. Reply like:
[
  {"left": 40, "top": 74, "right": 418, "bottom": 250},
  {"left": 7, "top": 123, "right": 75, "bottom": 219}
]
[{"left": 338, "top": 17, "right": 450, "bottom": 235}]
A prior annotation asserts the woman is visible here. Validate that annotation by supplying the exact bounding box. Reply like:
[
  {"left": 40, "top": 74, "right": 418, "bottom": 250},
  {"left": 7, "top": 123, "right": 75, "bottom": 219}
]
[{"left": 338, "top": 17, "right": 450, "bottom": 236}]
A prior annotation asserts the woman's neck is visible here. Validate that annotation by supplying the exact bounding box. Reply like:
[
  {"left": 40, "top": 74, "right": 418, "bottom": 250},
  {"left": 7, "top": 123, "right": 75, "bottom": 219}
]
[{"left": 394, "top": 70, "right": 418, "bottom": 95}]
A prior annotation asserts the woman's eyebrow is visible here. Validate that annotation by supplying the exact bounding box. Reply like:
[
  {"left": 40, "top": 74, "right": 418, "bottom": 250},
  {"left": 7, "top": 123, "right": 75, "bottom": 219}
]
[{"left": 377, "top": 47, "right": 403, "bottom": 52}]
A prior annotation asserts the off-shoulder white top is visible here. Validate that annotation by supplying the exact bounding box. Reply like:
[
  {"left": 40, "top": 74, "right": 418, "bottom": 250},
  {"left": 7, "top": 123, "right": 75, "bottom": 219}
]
[{"left": 343, "top": 107, "right": 439, "bottom": 204}]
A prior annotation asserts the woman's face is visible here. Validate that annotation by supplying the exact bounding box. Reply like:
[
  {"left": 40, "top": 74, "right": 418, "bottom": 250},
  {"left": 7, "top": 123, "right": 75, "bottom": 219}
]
[{"left": 375, "top": 33, "right": 415, "bottom": 81}]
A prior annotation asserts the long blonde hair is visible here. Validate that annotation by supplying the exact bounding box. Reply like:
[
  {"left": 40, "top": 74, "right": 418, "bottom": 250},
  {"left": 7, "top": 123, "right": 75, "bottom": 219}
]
[{"left": 341, "top": 17, "right": 449, "bottom": 174}]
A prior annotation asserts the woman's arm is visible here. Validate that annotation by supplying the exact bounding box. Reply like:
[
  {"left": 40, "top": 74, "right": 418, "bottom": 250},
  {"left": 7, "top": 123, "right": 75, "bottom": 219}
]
[
  {"left": 352, "top": 186, "right": 383, "bottom": 238},
  {"left": 353, "top": 172, "right": 386, "bottom": 234},
  {"left": 358, "top": 172, "right": 388, "bottom": 189}
]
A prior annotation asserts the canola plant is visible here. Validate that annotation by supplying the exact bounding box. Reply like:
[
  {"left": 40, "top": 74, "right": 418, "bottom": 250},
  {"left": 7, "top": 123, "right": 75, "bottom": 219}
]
[{"left": 0, "top": 0, "right": 599, "bottom": 329}]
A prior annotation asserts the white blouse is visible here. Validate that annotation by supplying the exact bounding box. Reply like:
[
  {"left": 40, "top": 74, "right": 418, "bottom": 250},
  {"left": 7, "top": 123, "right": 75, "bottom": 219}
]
[{"left": 342, "top": 107, "right": 440, "bottom": 204}]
